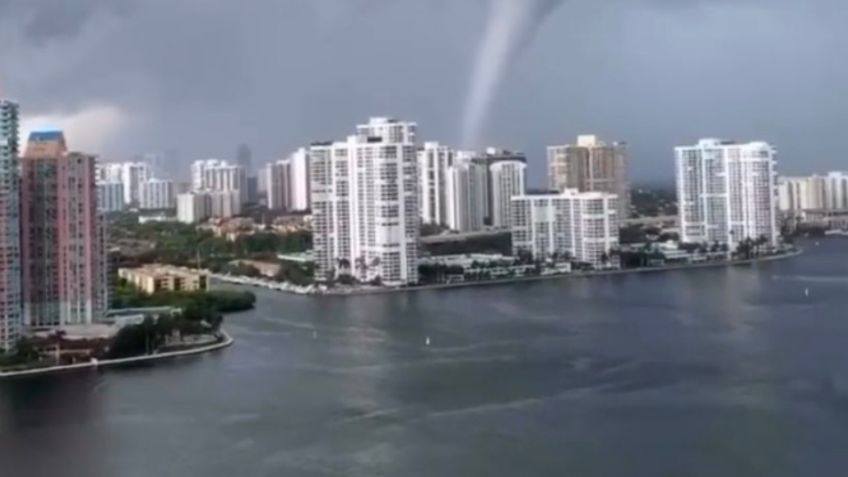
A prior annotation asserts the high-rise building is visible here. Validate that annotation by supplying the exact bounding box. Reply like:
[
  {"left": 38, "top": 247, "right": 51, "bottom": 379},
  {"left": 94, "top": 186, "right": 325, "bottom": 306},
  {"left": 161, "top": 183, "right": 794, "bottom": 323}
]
[
  {"left": 96, "top": 162, "right": 123, "bottom": 183},
  {"left": 0, "top": 99, "right": 22, "bottom": 351},
  {"left": 825, "top": 172, "right": 848, "bottom": 210},
  {"left": 21, "top": 131, "right": 107, "bottom": 327},
  {"left": 446, "top": 158, "right": 488, "bottom": 232},
  {"left": 191, "top": 159, "right": 247, "bottom": 205},
  {"left": 310, "top": 117, "right": 419, "bottom": 286},
  {"left": 778, "top": 173, "right": 847, "bottom": 212},
  {"left": 95, "top": 161, "right": 152, "bottom": 206},
  {"left": 236, "top": 143, "right": 253, "bottom": 176},
  {"left": 265, "top": 160, "right": 292, "bottom": 211},
  {"left": 139, "top": 178, "right": 175, "bottom": 210},
  {"left": 488, "top": 156, "right": 527, "bottom": 228},
  {"left": 512, "top": 190, "right": 620, "bottom": 268},
  {"left": 676, "top": 139, "right": 779, "bottom": 248},
  {"left": 209, "top": 190, "right": 242, "bottom": 219},
  {"left": 119, "top": 162, "right": 151, "bottom": 206},
  {"left": 96, "top": 181, "right": 125, "bottom": 213},
  {"left": 177, "top": 192, "right": 211, "bottom": 224},
  {"left": 547, "top": 135, "right": 631, "bottom": 220},
  {"left": 418, "top": 142, "right": 454, "bottom": 226},
  {"left": 472, "top": 148, "right": 527, "bottom": 227},
  {"left": 777, "top": 176, "right": 825, "bottom": 212},
  {"left": 288, "top": 148, "right": 311, "bottom": 211}
]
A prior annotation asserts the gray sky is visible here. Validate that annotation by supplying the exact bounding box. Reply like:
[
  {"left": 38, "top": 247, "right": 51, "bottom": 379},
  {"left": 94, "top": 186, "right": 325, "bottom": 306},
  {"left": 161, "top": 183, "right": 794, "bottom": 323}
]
[{"left": 1, "top": 0, "right": 845, "bottom": 185}]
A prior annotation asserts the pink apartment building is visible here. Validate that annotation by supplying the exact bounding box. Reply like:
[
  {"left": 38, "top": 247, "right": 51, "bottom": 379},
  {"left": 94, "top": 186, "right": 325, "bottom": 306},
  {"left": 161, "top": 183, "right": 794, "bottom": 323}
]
[{"left": 21, "top": 131, "right": 107, "bottom": 327}]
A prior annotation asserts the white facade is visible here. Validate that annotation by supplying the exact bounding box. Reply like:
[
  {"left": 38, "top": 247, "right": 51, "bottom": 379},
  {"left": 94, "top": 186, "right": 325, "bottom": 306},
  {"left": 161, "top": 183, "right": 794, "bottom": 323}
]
[
  {"left": 209, "top": 190, "right": 242, "bottom": 219},
  {"left": 265, "top": 160, "right": 292, "bottom": 211},
  {"left": 192, "top": 159, "right": 247, "bottom": 205},
  {"left": 418, "top": 142, "right": 454, "bottom": 226},
  {"left": 95, "top": 162, "right": 149, "bottom": 205},
  {"left": 777, "top": 173, "right": 848, "bottom": 212},
  {"left": 139, "top": 178, "right": 175, "bottom": 210},
  {"left": 310, "top": 117, "right": 420, "bottom": 286},
  {"left": 177, "top": 192, "right": 211, "bottom": 224},
  {"left": 489, "top": 159, "right": 527, "bottom": 228},
  {"left": 777, "top": 176, "right": 826, "bottom": 212},
  {"left": 120, "top": 162, "right": 151, "bottom": 205},
  {"left": 96, "top": 162, "right": 123, "bottom": 183},
  {"left": 825, "top": 172, "right": 848, "bottom": 210},
  {"left": 96, "top": 181, "right": 125, "bottom": 213},
  {"left": 512, "top": 190, "right": 620, "bottom": 268},
  {"left": 446, "top": 158, "right": 487, "bottom": 232},
  {"left": 356, "top": 116, "right": 417, "bottom": 143},
  {"left": 0, "top": 99, "right": 22, "bottom": 351},
  {"left": 676, "top": 139, "right": 779, "bottom": 248},
  {"left": 289, "top": 148, "right": 311, "bottom": 211}
]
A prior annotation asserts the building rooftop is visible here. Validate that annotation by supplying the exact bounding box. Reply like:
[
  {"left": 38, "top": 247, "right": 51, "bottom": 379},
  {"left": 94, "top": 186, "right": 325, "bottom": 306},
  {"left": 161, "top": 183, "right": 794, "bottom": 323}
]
[
  {"left": 29, "top": 130, "right": 65, "bottom": 142},
  {"left": 24, "top": 130, "right": 67, "bottom": 158}
]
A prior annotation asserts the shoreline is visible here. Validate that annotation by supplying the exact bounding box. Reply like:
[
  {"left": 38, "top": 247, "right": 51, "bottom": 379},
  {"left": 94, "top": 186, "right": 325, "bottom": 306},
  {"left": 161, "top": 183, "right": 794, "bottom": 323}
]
[
  {"left": 220, "top": 249, "right": 801, "bottom": 297},
  {"left": 326, "top": 249, "right": 803, "bottom": 296},
  {"left": 0, "top": 331, "right": 234, "bottom": 379}
]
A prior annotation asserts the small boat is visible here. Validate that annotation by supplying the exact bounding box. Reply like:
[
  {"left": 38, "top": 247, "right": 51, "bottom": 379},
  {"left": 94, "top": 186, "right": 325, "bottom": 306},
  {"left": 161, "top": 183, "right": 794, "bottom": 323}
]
[
  {"left": 425, "top": 337, "right": 431, "bottom": 347},
  {"left": 805, "top": 288, "right": 811, "bottom": 297}
]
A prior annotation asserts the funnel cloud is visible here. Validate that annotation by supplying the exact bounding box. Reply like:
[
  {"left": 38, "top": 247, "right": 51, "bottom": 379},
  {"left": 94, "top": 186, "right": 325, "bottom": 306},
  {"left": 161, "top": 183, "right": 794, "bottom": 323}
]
[{"left": 462, "top": 0, "right": 564, "bottom": 148}]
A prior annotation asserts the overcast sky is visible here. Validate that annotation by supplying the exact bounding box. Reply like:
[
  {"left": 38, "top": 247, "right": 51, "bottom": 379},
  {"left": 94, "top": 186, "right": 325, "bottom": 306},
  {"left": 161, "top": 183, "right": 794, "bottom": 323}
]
[{"left": 1, "top": 0, "right": 845, "bottom": 185}]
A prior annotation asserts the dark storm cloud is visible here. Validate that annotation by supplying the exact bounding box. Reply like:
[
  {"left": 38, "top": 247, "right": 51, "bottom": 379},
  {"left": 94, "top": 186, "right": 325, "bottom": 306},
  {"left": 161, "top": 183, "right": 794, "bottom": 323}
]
[
  {"left": 0, "top": 0, "right": 845, "bottom": 182},
  {"left": 0, "top": 0, "right": 131, "bottom": 44}
]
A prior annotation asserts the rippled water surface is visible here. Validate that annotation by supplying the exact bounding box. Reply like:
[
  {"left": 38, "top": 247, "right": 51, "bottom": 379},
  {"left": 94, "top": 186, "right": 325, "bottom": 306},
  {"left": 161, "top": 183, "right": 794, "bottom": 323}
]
[{"left": 2, "top": 240, "right": 848, "bottom": 476}]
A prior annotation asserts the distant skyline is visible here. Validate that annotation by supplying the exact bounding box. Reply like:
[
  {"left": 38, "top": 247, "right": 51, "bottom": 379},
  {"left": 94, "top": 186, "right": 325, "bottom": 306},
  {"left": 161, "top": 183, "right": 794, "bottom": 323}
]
[{"left": 1, "top": 0, "right": 845, "bottom": 186}]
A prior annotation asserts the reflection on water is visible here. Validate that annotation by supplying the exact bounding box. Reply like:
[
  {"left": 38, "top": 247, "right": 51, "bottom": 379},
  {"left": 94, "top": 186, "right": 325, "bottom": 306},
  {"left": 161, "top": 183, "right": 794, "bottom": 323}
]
[{"left": 1, "top": 240, "right": 847, "bottom": 477}]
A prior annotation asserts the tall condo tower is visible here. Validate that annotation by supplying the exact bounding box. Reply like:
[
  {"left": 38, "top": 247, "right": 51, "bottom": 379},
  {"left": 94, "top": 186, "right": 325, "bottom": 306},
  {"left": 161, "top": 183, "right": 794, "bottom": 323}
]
[{"left": 0, "top": 99, "right": 22, "bottom": 351}]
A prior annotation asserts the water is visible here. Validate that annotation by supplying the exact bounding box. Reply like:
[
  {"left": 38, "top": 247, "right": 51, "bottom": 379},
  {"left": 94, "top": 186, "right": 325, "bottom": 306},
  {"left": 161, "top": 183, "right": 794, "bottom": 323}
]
[{"left": 2, "top": 240, "right": 848, "bottom": 476}]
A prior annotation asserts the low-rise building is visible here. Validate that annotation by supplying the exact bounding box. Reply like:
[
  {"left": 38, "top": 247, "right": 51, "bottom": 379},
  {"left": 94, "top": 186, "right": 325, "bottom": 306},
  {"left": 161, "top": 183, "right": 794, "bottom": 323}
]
[{"left": 119, "top": 265, "right": 208, "bottom": 294}]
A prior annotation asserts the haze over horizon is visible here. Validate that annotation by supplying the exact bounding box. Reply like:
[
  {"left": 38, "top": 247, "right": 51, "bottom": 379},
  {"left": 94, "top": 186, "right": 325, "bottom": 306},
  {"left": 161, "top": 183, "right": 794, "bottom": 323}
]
[{"left": 1, "top": 0, "right": 845, "bottom": 185}]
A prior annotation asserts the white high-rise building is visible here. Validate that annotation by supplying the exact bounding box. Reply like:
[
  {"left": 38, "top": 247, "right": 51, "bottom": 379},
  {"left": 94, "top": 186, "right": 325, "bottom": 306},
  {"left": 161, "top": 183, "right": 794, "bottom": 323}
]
[
  {"left": 288, "top": 148, "right": 311, "bottom": 211},
  {"left": 192, "top": 159, "right": 247, "bottom": 205},
  {"left": 209, "top": 190, "right": 242, "bottom": 218},
  {"left": 356, "top": 116, "right": 417, "bottom": 143},
  {"left": 95, "top": 161, "right": 149, "bottom": 206},
  {"left": 139, "top": 178, "right": 175, "bottom": 210},
  {"left": 446, "top": 158, "right": 487, "bottom": 232},
  {"left": 777, "top": 176, "right": 826, "bottom": 212},
  {"left": 0, "top": 99, "right": 22, "bottom": 351},
  {"left": 311, "top": 117, "right": 420, "bottom": 286},
  {"left": 825, "top": 172, "right": 848, "bottom": 210},
  {"left": 265, "top": 159, "right": 292, "bottom": 211},
  {"left": 191, "top": 159, "right": 217, "bottom": 191},
  {"left": 120, "top": 162, "right": 151, "bottom": 206},
  {"left": 676, "top": 139, "right": 779, "bottom": 248},
  {"left": 418, "top": 142, "right": 454, "bottom": 226},
  {"left": 97, "top": 181, "right": 125, "bottom": 213},
  {"left": 177, "top": 192, "right": 211, "bottom": 224},
  {"left": 489, "top": 158, "right": 527, "bottom": 228},
  {"left": 512, "top": 190, "right": 620, "bottom": 268},
  {"left": 96, "top": 162, "right": 123, "bottom": 183}
]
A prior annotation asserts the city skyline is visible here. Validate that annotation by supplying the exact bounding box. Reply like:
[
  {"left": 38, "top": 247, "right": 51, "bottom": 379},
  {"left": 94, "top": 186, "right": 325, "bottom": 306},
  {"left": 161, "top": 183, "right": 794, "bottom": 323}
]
[{"left": 1, "top": 1, "right": 845, "bottom": 184}]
